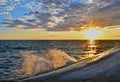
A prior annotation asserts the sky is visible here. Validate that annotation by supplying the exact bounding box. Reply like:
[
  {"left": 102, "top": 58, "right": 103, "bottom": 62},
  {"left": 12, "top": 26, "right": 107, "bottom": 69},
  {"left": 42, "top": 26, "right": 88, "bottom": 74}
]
[{"left": 0, "top": 0, "right": 120, "bottom": 40}]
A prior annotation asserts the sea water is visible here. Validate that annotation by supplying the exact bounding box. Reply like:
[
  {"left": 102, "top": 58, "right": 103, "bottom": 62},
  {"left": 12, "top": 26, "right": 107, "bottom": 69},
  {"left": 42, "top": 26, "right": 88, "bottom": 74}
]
[{"left": 0, "top": 40, "right": 119, "bottom": 81}]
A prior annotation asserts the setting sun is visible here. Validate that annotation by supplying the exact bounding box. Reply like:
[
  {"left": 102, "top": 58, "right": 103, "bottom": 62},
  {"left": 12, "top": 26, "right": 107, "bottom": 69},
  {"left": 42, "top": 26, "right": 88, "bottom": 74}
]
[{"left": 83, "top": 28, "right": 100, "bottom": 40}]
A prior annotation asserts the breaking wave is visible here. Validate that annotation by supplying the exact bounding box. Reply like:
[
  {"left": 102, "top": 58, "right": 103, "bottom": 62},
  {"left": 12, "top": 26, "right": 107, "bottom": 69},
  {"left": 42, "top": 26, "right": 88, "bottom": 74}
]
[{"left": 22, "top": 49, "right": 77, "bottom": 76}]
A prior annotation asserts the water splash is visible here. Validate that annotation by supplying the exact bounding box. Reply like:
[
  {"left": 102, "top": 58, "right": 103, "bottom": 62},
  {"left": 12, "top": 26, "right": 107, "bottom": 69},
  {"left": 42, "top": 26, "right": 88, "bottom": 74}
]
[
  {"left": 21, "top": 49, "right": 77, "bottom": 76},
  {"left": 22, "top": 54, "right": 53, "bottom": 76}
]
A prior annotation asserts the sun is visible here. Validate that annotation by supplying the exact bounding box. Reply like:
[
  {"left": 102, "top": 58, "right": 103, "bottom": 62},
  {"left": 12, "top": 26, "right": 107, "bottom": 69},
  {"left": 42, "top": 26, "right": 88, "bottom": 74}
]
[{"left": 83, "top": 28, "right": 100, "bottom": 40}]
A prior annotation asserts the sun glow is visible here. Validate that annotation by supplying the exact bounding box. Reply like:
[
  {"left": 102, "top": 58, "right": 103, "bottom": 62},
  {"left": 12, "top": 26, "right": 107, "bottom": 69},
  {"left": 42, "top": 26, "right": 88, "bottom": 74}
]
[{"left": 83, "top": 28, "right": 100, "bottom": 40}]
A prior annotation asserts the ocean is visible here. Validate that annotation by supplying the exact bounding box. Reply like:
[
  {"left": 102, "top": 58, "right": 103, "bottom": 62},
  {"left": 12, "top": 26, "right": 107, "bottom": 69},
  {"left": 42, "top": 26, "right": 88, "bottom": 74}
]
[{"left": 0, "top": 40, "right": 120, "bottom": 81}]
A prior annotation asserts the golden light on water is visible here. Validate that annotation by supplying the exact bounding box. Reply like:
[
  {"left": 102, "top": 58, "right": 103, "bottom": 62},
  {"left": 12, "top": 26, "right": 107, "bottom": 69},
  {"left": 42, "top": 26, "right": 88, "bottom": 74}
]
[{"left": 83, "top": 28, "right": 100, "bottom": 40}]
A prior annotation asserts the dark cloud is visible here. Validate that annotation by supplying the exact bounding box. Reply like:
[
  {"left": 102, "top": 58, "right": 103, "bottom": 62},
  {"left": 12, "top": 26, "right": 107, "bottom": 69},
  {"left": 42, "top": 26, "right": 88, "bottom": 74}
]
[{"left": 1, "top": 0, "right": 120, "bottom": 31}]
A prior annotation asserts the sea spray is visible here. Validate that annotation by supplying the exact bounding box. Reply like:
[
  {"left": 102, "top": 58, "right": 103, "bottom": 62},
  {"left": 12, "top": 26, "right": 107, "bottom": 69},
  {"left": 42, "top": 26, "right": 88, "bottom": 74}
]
[
  {"left": 22, "top": 54, "right": 53, "bottom": 76},
  {"left": 44, "top": 49, "right": 77, "bottom": 68},
  {"left": 21, "top": 49, "right": 77, "bottom": 76}
]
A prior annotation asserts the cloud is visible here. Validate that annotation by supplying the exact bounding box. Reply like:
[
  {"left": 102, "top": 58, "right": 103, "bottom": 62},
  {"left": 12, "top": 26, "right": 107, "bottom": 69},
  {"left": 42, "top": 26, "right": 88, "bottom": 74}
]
[
  {"left": 0, "top": 0, "right": 22, "bottom": 15},
  {"left": 88, "top": 0, "right": 93, "bottom": 3},
  {"left": 5, "top": 6, "right": 14, "bottom": 10},
  {"left": 0, "top": 11, "right": 9, "bottom": 15},
  {"left": 1, "top": 0, "right": 120, "bottom": 31},
  {"left": 0, "top": 0, "right": 7, "bottom": 5}
]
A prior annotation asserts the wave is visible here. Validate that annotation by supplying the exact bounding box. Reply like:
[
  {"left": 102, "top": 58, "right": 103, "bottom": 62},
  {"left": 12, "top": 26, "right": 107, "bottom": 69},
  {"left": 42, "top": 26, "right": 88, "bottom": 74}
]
[
  {"left": 21, "top": 49, "right": 77, "bottom": 76},
  {"left": 20, "top": 47, "right": 120, "bottom": 82}
]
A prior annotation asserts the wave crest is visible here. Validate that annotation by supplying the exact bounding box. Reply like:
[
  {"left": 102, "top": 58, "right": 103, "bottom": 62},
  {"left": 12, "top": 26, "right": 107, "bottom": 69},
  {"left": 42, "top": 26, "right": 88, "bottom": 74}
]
[
  {"left": 44, "top": 49, "right": 77, "bottom": 68},
  {"left": 22, "top": 49, "right": 77, "bottom": 76}
]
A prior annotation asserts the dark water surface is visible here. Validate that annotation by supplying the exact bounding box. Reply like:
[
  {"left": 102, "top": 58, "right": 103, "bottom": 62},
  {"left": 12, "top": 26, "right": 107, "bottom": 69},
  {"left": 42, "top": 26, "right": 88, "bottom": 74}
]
[{"left": 0, "top": 40, "right": 120, "bottom": 81}]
